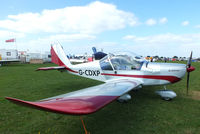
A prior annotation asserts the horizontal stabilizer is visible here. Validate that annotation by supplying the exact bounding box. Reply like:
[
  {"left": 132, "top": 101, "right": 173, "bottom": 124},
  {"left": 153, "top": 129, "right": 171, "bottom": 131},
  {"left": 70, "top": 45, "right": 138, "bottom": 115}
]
[{"left": 36, "top": 66, "right": 66, "bottom": 71}]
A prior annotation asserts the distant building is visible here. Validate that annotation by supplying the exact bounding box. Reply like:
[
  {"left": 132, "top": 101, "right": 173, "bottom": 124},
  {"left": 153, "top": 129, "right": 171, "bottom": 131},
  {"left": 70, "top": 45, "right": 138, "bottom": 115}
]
[
  {"left": 26, "top": 52, "right": 51, "bottom": 63},
  {"left": 42, "top": 51, "right": 51, "bottom": 63},
  {"left": 0, "top": 49, "right": 18, "bottom": 60},
  {"left": 18, "top": 51, "right": 27, "bottom": 63}
]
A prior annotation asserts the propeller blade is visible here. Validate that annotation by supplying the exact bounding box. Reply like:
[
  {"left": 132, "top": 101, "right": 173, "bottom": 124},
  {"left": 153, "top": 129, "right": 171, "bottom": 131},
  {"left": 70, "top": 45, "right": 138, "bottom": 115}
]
[
  {"left": 187, "top": 51, "right": 193, "bottom": 68},
  {"left": 186, "top": 71, "right": 190, "bottom": 95},
  {"left": 186, "top": 51, "right": 193, "bottom": 95}
]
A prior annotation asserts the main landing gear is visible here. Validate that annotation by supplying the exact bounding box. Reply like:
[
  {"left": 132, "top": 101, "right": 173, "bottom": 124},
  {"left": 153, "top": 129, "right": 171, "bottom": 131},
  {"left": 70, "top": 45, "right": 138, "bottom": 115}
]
[
  {"left": 117, "top": 94, "right": 131, "bottom": 103},
  {"left": 155, "top": 86, "right": 177, "bottom": 101}
]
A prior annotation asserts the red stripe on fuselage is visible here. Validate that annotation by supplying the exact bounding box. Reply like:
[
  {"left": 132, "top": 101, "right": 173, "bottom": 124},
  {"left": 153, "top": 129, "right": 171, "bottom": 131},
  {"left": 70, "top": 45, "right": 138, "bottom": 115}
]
[
  {"left": 51, "top": 46, "right": 78, "bottom": 73},
  {"left": 101, "top": 73, "right": 181, "bottom": 83},
  {"left": 65, "top": 66, "right": 78, "bottom": 73}
]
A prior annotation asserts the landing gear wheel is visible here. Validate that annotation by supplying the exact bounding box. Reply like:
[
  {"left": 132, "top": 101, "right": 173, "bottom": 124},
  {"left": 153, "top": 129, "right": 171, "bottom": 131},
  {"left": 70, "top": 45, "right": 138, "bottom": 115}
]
[
  {"left": 162, "top": 97, "right": 172, "bottom": 101},
  {"left": 117, "top": 99, "right": 128, "bottom": 103}
]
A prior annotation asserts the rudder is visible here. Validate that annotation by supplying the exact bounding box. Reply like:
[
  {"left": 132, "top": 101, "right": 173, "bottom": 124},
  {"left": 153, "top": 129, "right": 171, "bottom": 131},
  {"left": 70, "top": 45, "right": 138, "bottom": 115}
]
[{"left": 51, "top": 44, "right": 72, "bottom": 67}]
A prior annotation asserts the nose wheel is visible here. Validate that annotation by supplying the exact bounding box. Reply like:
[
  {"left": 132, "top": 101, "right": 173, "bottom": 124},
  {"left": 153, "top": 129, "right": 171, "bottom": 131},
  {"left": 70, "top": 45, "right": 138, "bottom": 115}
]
[
  {"left": 155, "top": 86, "right": 177, "bottom": 101},
  {"left": 162, "top": 97, "right": 172, "bottom": 101}
]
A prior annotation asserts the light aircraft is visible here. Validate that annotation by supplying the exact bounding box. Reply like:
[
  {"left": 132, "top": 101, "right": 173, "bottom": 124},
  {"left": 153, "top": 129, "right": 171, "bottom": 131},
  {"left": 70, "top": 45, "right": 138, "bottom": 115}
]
[
  {"left": 6, "top": 43, "right": 195, "bottom": 115},
  {"left": 69, "top": 57, "right": 87, "bottom": 63},
  {"left": 69, "top": 47, "right": 107, "bottom": 63},
  {"left": 92, "top": 47, "right": 107, "bottom": 60}
]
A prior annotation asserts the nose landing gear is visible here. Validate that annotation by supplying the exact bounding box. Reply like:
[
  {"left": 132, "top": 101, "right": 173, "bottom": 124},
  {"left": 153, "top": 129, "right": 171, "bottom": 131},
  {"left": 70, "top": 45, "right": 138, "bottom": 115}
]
[{"left": 155, "top": 86, "right": 177, "bottom": 101}]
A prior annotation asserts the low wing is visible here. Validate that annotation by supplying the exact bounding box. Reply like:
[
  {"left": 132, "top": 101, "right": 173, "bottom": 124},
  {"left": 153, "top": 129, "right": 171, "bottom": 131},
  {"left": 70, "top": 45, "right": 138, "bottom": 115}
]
[
  {"left": 6, "top": 79, "right": 141, "bottom": 115},
  {"left": 36, "top": 66, "right": 66, "bottom": 71}
]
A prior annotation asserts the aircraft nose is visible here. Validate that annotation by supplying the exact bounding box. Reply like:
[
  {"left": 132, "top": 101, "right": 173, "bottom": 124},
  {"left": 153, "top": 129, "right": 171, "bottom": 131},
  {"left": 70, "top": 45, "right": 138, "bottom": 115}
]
[
  {"left": 174, "top": 64, "right": 187, "bottom": 78},
  {"left": 158, "top": 63, "right": 187, "bottom": 84},
  {"left": 187, "top": 66, "right": 195, "bottom": 72},
  {"left": 163, "top": 63, "right": 186, "bottom": 79}
]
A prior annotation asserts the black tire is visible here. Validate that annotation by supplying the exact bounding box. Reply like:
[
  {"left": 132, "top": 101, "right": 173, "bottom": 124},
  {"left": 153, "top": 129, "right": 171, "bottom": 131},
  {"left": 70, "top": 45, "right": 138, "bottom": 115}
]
[{"left": 162, "top": 97, "right": 172, "bottom": 101}]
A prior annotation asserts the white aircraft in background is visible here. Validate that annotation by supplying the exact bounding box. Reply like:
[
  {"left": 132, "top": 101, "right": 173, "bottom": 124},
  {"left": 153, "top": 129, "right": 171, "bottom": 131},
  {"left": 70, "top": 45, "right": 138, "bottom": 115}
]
[
  {"left": 69, "top": 57, "right": 87, "bottom": 63},
  {"left": 69, "top": 46, "right": 107, "bottom": 63},
  {"left": 6, "top": 43, "right": 195, "bottom": 115}
]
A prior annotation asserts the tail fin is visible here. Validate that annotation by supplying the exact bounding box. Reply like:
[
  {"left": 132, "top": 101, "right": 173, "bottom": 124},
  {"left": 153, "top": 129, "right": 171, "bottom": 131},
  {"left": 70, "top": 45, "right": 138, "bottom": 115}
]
[
  {"left": 92, "top": 47, "right": 97, "bottom": 54},
  {"left": 51, "top": 44, "right": 72, "bottom": 67}
]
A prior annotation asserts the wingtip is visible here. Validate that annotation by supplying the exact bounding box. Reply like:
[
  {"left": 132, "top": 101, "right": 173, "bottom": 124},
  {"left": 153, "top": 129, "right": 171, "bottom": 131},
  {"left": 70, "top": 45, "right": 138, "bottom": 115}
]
[
  {"left": 5, "top": 97, "right": 26, "bottom": 104},
  {"left": 5, "top": 96, "right": 14, "bottom": 100},
  {"left": 5, "top": 96, "right": 97, "bottom": 115},
  {"left": 35, "top": 68, "right": 45, "bottom": 71},
  {"left": 5, "top": 97, "right": 36, "bottom": 109},
  {"left": 35, "top": 67, "right": 45, "bottom": 71}
]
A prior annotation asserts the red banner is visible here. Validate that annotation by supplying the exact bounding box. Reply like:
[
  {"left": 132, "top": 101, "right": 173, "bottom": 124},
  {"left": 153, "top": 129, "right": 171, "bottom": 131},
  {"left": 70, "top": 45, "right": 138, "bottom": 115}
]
[{"left": 5, "top": 38, "right": 15, "bottom": 43}]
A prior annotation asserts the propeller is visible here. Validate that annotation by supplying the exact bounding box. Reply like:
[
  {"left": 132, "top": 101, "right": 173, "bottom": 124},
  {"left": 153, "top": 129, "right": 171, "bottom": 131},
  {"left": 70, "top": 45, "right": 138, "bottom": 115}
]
[{"left": 186, "top": 51, "right": 195, "bottom": 95}]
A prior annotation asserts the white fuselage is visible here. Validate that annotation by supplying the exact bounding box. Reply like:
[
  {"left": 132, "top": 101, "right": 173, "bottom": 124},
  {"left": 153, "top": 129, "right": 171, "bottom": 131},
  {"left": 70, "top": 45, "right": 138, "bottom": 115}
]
[{"left": 65, "top": 61, "right": 186, "bottom": 86}]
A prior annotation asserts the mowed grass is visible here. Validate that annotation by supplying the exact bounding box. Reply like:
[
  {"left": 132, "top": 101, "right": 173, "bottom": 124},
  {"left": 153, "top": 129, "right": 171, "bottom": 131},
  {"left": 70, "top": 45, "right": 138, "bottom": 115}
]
[{"left": 0, "top": 62, "right": 200, "bottom": 134}]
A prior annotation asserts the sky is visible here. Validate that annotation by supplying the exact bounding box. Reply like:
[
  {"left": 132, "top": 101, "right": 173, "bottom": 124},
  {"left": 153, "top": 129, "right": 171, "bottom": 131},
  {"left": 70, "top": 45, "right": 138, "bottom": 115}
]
[{"left": 0, "top": 0, "right": 200, "bottom": 57}]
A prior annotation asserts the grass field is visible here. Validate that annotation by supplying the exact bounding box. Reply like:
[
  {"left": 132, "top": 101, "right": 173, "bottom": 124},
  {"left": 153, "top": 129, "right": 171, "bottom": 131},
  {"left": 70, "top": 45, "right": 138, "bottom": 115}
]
[{"left": 0, "top": 62, "right": 200, "bottom": 134}]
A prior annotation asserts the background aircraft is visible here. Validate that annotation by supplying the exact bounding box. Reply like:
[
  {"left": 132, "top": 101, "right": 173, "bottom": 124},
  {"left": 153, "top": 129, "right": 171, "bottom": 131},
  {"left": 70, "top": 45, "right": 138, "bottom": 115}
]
[{"left": 92, "top": 47, "right": 107, "bottom": 60}]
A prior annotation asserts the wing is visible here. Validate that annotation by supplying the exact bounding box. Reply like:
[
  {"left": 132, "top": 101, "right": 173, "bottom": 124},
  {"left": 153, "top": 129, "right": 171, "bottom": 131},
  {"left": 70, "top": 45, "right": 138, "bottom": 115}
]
[
  {"left": 6, "top": 79, "right": 141, "bottom": 115},
  {"left": 36, "top": 66, "right": 66, "bottom": 71}
]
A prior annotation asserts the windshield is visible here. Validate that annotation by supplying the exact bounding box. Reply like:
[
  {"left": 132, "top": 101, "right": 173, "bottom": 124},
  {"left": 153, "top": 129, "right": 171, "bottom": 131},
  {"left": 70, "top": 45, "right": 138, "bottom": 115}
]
[{"left": 100, "top": 52, "right": 143, "bottom": 71}]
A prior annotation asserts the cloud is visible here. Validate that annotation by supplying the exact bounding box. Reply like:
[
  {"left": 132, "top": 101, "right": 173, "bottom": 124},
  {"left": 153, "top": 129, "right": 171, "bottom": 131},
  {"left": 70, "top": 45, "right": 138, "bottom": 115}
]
[
  {"left": 123, "top": 33, "right": 198, "bottom": 44},
  {"left": 145, "top": 18, "right": 157, "bottom": 26},
  {"left": 145, "top": 17, "right": 168, "bottom": 26},
  {"left": 0, "top": 30, "right": 25, "bottom": 39},
  {"left": 123, "top": 33, "right": 200, "bottom": 57},
  {"left": 0, "top": 1, "right": 138, "bottom": 34},
  {"left": 195, "top": 25, "right": 200, "bottom": 28},
  {"left": 181, "top": 21, "right": 189, "bottom": 26},
  {"left": 48, "top": 34, "right": 96, "bottom": 42},
  {"left": 159, "top": 17, "right": 168, "bottom": 24},
  {"left": 16, "top": 33, "right": 96, "bottom": 52},
  {"left": 61, "top": 41, "right": 119, "bottom": 54}
]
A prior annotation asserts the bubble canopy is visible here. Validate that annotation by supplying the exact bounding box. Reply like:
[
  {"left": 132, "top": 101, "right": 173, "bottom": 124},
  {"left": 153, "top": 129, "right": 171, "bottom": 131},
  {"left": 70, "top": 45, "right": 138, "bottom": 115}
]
[{"left": 100, "top": 52, "right": 144, "bottom": 71}]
